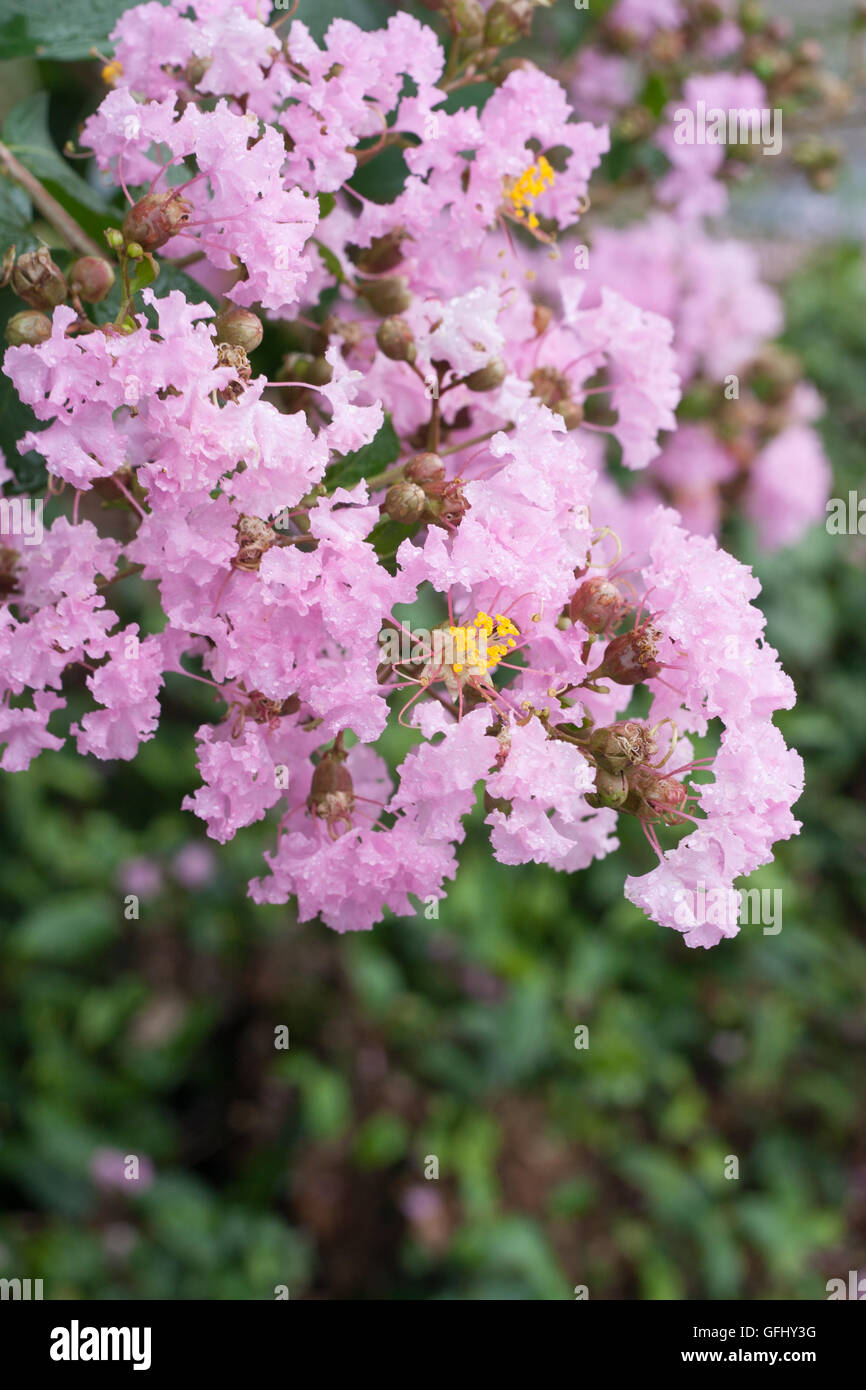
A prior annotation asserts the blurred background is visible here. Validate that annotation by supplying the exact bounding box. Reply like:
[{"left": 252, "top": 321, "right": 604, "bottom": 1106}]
[{"left": 0, "top": 0, "right": 864, "bottom": 1299}]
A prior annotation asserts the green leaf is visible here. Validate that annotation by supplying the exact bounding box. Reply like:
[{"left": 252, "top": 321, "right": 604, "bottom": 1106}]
[
  {"left": 10, "top": 893, "right": 116, "bottom": 962},
  {"left": 2, "top": 93, "right": 117, "bottom": 243},
  {"left": 0, "top": 175, "right": 35, "bottom": 259},
  {"left": 0, "top": 0, "right": 144, "bottom": 62},
  {"left": 367, "top": 517, "right": 416, "bottom": 573},
  {"left": 326, "top": 414, "right": 400, "bottom": 490}
]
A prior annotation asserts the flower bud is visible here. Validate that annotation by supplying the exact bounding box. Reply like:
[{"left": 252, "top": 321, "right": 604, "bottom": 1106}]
[
  {"left": 484, "top": 1, "right": 532, "bottom": 47},
  {"left": 383, "top": 481, "right": 426, "bottom": 523},
  {"left": 569, "top": 576, "right": 629, "bottom": 634},
  {"left": 465, "top": 357, "right": 506, "bottom": 392},
  {"left": 5, "top": 310, "right": 52, "bottom": 346},
  {"left": 68, "top": 256, "right": 116, "bottom": 304},
  {"left": 376, "top": 316, "right": 416, "bottom": 363},
  {"left": 455, "top": 0, "right": 485, "bottom": 44},
  {"left": 594, "top": 621, "right": 663, "bottom": 685},
  {"left": 122, "top": 192, "right": 192, "bottom": 252},
  {"left": 214, "top": 306, "right": 264, "bottom": 352},
  {"left": 185, "top": 55, "right": 212, "bottom": 87},
  {"left": 585, "top": 766, "right": 628, "bottom": 811},
  {"left": 232, "top": 514, "right": 276, "bottom": 570},
  {"left": 11, "top": 248, "right": 67, "bottom": 310},
  {"left": 404, "top": 452, "right": 446, "bottom": 488},
  {"left": 358, "top": 275, "right": 411, "bottom": 316}
]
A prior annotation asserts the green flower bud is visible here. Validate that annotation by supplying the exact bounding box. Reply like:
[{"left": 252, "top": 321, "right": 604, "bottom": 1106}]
[
  {"left": 465, "top": 357, "right": 507, "bottom": 392},
  {"left": 5, "top": 310, "right": 52, "bottom": 346},
  {"left": 376, "top": 316, "right": 416, "bottom": 362},
  {"left": 214, "top": 307, "right": 264, "bottom": 352},
  {"left": 358, "top": 275, "right": 411, "bottom": 316}
]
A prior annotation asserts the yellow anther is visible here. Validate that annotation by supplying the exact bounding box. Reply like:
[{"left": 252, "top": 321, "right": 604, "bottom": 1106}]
[{"left": 102, "top": 60, "right": 124, "bottom": 86}]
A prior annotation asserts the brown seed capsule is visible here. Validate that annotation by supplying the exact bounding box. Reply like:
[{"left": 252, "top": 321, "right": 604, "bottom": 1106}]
[
  {"left": 465, "top": 357, "right": 507, "bottom": 392},
  {"left": 588, "top": 720, "right": 654, "bottom": 775},
  {"left": 68, "top": 256, "right": 116, "bottom": 304},
  {"left": 404, "top": 452, "right": 446, "bottom": 488},
  {"left": 569, "top": 575, "right": 630, "bottom": 635},
  {"left": 383, "top": 481, "right": 426, "bottom": 524},
  {"left": 622, "top": 766, "right": 688, "bottom": 824},
  {"left": 11, "top": 248, "right": 67, "bottom": 310},
  {"left": 5, "top": 310, "right": 52, "bottom": 346},
  {"left": 214, "top": 307, "right": 264, "bottom": 352},
  {"left": 232, "top": 514, "right": 276, "bottom": 571},
  {"left": 376, "top": 316, "right": 416, "bottom": 363},
  {"left": 358, "top": 275, "right": 411, "bottom": 316},
  {"left": 307, "top": 751, "right": 355, "bottom": 837},
  {"left": 594, "top": 620, "right": 663, "bottom": 686},
  {"left": 122, "top": 192, "right": 192, "bottom": 252}
]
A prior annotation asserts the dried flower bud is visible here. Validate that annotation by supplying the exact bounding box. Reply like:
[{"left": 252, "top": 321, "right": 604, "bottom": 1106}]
[
  {"left": 358, "top": 275, "right": 411, "bottom": 316},
  {"left": 217, "top": 343, "right": 252, "bottom": 401},
  {"left": 588, "top": 720, "right": 653, "bottom": 775},
  {"left": 214, "top": 307, "right": 264, "bottom": 352},
  {"left": 122, "top": 192, "right": 192, "bottom": 252},
  {"left": 68, "top": 256, "right": 116, "bottom": 304},
  {"left": 5, "top": 310, "right": 52, "bottom": 346},
  {"left": 424, "top": 478, "right": 470, "bottom": 529},
  {"left": 11, "top": 248, "right": 67, "bottom": 310},
  {"left": 569, "top": 576, "right": 630, "bottom": 634},
  {"left": 465, "top": 357, "right": 506, "bottom": 392},
  {"left": 384, "top": 481, "right": 426, "bottom": 523},
  {"left": 232, "top": 514, "right": 276, "bottom": 571},
  {"left": 622, "top": 766, "right": 688, "bottom": 824},
  {"left": 376, "top": 316, "right": 416, "bottom": 363},
  {"left": 404, "top": 452, "right": 446, "bottom": 488},
  {"left": 594, "top": 620, "right": 663, "bottom": 685},
  {"left": 307, "top": 750, "right": 355, "bottom": 837},
  {"left": 185, "top": 55, "right": 212, "bottom": 86}
]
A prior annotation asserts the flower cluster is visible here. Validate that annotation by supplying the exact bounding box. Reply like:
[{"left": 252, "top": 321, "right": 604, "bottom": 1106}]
[
  {"left": 568, "top": 0, "right": 837, "bottom": 547},
  {"left": 0, "top": 0, "right": 808, "bottom": 946}
]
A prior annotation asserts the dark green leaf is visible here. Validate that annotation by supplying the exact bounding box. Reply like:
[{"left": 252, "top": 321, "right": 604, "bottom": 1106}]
[
  {"left": 0, "top": 0, "right": 145, "bottom": 62},
  {"left": 327, "top": 414, "right": 400, "bottom": 491},
  {"left": 3, "top": 93, "right": 116, "bottom": 243}
]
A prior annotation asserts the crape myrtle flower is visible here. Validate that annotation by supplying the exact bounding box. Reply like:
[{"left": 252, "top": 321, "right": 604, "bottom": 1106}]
[{"left": 0, "top": 0, "right": 806, "bottom": 945}]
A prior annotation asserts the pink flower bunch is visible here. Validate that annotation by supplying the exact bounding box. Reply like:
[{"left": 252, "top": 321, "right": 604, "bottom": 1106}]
[{"left": 0, "top": 0, "right": 806, "bottom": 946}]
